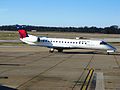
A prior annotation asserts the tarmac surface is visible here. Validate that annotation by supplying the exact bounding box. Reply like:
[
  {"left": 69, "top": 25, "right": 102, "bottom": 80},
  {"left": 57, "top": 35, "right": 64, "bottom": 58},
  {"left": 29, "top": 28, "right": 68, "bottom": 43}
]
[
  {"left": 0, "top": 46, "right": 120, "bottom": 90},
  {"left": 0, "top": 40, "right": 20, "bottom": 42}
]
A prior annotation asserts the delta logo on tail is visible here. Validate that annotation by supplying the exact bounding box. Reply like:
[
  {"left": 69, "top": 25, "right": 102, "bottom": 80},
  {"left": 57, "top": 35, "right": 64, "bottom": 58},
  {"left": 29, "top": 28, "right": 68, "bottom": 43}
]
[
  {"left": 18, "top": 29, "right": 29, "bottom": 38},
  {"left": 17, "top": 25, "right": 29, "bottom": 38},
  {"left": 17, "top": 25, "right": 117, "bottom": 54}
]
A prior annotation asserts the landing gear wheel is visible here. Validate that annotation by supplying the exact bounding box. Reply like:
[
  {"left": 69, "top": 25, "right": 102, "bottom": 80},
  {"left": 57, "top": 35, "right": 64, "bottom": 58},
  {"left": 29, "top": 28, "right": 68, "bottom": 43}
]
[
  {"left": 107, "top": 52, "right": 110, "bottom": 55},
  {"left": 49, "top": 48, "right": 54, "bottom": 53},
  {"left": 57, "top": 49, "right": 63, "bottom": 52}
]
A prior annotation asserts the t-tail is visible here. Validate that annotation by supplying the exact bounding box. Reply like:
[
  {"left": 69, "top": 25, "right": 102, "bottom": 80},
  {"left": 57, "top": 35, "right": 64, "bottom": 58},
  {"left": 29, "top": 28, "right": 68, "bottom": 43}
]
[
  {"left": 17, "top": 25, "right": 40, "bottom": 45},
  {"left": 18, "top": 29, "right": 29, "bottom": 39}
]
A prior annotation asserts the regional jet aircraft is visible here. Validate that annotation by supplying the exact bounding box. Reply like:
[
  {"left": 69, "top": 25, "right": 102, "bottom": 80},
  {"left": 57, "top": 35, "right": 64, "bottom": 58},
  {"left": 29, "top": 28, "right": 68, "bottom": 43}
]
[{"left": 18, "top": 27, "right": 116, "bottom": 54}]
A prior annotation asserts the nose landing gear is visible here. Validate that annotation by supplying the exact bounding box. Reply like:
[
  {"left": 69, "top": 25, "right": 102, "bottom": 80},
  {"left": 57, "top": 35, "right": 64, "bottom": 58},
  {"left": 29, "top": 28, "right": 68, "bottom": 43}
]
[{"left": 49, "top": 48, "right": 63, "bottom": 53}]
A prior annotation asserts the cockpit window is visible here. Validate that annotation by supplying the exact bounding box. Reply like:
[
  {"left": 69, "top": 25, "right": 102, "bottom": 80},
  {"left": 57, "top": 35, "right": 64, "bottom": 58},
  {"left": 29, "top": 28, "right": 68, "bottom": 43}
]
[{"left": 100, "top": 41, "right": 107, "bottom": 45}]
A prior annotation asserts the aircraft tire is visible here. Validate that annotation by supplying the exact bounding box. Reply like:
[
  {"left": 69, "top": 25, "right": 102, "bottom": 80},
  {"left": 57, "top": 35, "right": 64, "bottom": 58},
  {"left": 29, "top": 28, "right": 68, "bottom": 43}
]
[
  {"left": 57, "top": 49, "right": 63, "bottom": 52},
  {"left": 49, "top": 48, "right": 54, "bottom": 53}
]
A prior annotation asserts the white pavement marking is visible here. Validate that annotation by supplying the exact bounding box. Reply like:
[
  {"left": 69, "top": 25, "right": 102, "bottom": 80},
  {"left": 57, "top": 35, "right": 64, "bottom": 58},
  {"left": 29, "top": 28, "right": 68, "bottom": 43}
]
[{"left": 95, "top": 72, "right": 105, "bottom": 90}]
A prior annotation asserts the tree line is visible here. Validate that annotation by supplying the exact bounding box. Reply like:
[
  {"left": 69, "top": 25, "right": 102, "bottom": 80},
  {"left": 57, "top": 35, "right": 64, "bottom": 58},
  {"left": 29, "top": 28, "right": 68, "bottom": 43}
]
[{"left": 0, "top": 25, "right": 120, "bottom": 34}]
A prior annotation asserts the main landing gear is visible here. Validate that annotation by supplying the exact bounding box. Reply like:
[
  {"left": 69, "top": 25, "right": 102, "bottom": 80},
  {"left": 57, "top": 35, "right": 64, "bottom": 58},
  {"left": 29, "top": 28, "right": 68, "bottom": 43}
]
[
  {"left": 49, "top": 48, "right": 54, "bottom": 53},
  {"left": 57, "top": 49, "right": 63, "bottom": 52},
  {"left": 107, "top": 52, "right": 110, "bottom": 55},
  {"left": 49, "top": 48, "right": 63, "bottom": 53}
]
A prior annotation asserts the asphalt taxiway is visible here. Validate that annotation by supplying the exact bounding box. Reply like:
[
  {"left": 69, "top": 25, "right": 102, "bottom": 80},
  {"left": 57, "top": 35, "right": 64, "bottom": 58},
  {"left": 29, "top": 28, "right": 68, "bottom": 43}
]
[{"left": 0, "top": 46, "right": 120, "bottom": 90}]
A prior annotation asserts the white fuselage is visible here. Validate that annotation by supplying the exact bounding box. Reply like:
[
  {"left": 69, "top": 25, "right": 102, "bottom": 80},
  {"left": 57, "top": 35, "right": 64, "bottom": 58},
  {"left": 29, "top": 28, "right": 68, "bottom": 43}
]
[
  {"left": 20, "top": 34, "right": 116, "bottom": 53},
  {"left": 37, "top": 37, "right": 115, "bottom": 50}
]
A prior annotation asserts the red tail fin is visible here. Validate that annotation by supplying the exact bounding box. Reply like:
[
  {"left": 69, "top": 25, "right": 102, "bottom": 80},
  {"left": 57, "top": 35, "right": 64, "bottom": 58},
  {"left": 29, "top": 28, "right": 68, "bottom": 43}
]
[{"left": 18, "top": 29, "right": 29, "bottom": 38}]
